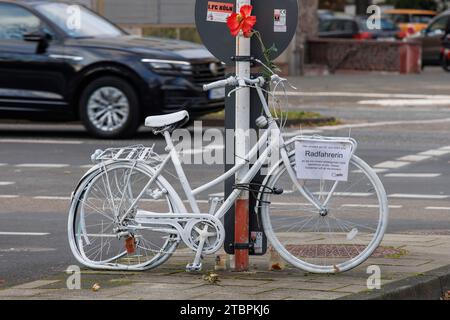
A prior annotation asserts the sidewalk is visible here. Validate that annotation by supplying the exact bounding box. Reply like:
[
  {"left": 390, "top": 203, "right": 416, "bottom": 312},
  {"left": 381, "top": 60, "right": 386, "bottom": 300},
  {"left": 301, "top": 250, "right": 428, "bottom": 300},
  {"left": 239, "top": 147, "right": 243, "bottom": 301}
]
[{"left": 1, "top": 234, "right": 449, "bottom": 300}]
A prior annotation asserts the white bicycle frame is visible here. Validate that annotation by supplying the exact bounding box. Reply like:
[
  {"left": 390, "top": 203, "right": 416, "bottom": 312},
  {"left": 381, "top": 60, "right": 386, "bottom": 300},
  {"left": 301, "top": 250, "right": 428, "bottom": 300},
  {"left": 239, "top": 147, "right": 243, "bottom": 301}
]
[
  {"left": 119, "top": 82, "right": 331, "bottom": 228},
  {"left": 70, "top": 75, "right": 373, "bottom": 272}
]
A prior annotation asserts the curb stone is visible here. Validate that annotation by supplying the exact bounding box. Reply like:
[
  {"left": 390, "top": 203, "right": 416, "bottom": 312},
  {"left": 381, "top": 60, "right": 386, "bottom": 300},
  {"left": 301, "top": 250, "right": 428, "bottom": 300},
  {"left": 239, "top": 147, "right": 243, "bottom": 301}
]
[{"left": 339, "top": 264, "right": 450, "bottom": 300}]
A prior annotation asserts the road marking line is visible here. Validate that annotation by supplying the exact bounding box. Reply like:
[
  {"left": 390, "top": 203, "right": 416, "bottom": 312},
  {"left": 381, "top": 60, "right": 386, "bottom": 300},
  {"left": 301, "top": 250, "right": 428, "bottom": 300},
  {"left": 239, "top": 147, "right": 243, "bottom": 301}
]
[
  {"left": 15, "top": 164, "right": 69, "bottom": 168},
  {"left": 389, "top": 194, "right": 449, "bottom": 199},
  {"left": 342, "top": 204, "right": 403, "bottom": 209},
  {"left": 440, "top": 146, "right": 450, "bottom": 150},
  {"left": 0, "top": 163, "right": 6, "bottom": 167},
  {"left": 33, "top": 196, "right": 71, "bottom": 200},
  {"left": 286, "top": 118, "right": 450, "bottom": 137},
  {"left": 384, "top": 173, "right": 441, "bottom": 178},
  {"left": 80, "top": 164, "right": 94, "bottom": 169},
  {"left": 0, "top": 181, "right": 15, "bottom": 186},
  {"left": 0, "top": 139, "right": 82, "bottom": 145},
  {"left": 425, "top": 207, "right": 450, "bottom": 211},
  {"left": 314, "top": 192, "right": 373, "bottom": 197},
  {"left": 397, "top": 155, "right": 431, "bottom": 162},
  {"left": 375, "top": 161, "right": 410, "bottom": 169},
  {"left": 282, "top": 91, "right": 450, "bottom": 99},
  {"left": 0, "top": 232, "right": 49, "bottom": 236},
  {"left": 419, "top": 149, "right": 450, "bottom": 156},
  {"left": 0, "top": 195, "right": 19, "bottom": 199},
  {"left": 358, "top": 99, "right": 450, "bottom": 106}
]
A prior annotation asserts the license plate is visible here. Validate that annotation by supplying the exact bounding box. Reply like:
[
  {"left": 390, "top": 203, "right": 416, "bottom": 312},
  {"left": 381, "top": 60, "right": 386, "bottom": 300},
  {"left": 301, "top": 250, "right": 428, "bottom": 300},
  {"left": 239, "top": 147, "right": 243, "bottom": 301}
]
[{"left": 208, "top": 87, "right": 225, "bottom": 100}]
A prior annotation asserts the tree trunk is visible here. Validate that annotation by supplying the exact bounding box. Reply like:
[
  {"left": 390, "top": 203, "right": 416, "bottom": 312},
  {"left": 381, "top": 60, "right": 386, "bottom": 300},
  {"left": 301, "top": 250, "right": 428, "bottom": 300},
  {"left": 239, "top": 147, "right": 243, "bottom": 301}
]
[{"left": 295, "top": 0, "right": 319, "bottom": 75}]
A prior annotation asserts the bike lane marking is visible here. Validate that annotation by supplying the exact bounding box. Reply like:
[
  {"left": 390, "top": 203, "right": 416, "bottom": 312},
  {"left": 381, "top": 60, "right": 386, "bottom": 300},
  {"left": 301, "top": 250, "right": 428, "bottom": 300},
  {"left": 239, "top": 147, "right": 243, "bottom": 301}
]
[
  {"left": 0, "top": 139, "right": 83, "bottom": 145},
  {"left": 389, "top": 194, "right": 449, "bottom": 200},
  {"left": 33, "top": 196, "right": 71, "bottom": 200},
  {"left": 14, "top": 164, "right": 70, "bottom": 168},
  {"left": 425, "top": 207, "right": 450, "bottom": 211},
  {"left": 384, "top": 173, "right": 442, "bottom": 178},
  {"left": 0, "top": 182, "right": 15, "bottom": 186},
  {"left": 0, "top": 232, "right": 50, "bottom": 236},
  {"left": 374, "top": 146, "right": 450, "bottom": 172}
]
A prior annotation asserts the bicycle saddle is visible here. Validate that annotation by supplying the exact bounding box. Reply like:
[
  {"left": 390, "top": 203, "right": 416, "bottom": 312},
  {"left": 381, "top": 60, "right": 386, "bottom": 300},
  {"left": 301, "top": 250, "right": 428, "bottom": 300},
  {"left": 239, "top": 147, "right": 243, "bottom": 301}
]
[{"left": 145, "top": 110, "right": 189, "bottom": 129}]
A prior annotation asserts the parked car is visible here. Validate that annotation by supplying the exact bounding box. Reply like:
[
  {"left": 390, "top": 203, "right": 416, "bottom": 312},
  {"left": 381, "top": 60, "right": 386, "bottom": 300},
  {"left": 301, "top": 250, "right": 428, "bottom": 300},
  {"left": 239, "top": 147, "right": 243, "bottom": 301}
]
[
  {"left": 441, "top": 34, "right": 450, "bottom": 71},
  {"left": 408, "top": 10, "right": 450, "bottom": 66},
  {"left": 0, "top": 0, "right": 225, "bottom": 138},
  {"left": 356, "top": 16, "right": 402, "bottom": 40},
  {"left": 317, "top": 9, "right": 335, "bottom": 19},
  {"left": 318, "top": 16, "right": 373, "bottom": 39},
  {"left": 383, "top": 9, "right": 436, "bottom": 37}
]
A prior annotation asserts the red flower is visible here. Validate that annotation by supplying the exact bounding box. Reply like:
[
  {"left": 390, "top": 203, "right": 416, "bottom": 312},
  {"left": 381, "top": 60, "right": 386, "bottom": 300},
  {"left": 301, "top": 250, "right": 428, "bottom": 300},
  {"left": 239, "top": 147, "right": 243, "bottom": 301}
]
[{"left": 226, "top": 4, "right": 256, "bottom": 38}]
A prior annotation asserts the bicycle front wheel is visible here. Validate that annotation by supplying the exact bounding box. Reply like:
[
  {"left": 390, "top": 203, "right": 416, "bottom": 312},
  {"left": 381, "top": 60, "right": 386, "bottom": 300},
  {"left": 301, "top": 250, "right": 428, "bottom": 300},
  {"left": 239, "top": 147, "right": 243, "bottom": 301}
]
[{"left": 260, "top": 153, "right": 389, "bottom": 273}]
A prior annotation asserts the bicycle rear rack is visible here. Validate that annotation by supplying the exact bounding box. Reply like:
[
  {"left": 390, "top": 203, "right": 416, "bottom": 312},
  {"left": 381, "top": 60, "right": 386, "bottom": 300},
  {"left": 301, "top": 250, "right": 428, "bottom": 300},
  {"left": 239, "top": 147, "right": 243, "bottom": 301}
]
[{"left": 91, "top": 144, "right": 163, "bottom": 166}]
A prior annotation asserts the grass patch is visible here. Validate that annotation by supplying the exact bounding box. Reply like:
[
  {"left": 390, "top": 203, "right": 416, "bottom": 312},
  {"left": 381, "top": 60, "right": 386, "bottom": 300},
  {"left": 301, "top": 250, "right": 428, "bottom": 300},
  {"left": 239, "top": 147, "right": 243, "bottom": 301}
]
[
  {"left": 200, "top": 110, "right": 340, "bottom": 126},
  {"left": 384, "top": 248, "right": 409, "bottom": 259}
]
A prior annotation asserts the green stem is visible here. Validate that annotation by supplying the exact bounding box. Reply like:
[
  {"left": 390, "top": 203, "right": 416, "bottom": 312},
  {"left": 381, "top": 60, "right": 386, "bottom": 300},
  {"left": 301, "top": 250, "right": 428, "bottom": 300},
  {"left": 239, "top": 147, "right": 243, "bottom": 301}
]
[{"left": 252, "top": 30, "right": 279, "bottom": 79}]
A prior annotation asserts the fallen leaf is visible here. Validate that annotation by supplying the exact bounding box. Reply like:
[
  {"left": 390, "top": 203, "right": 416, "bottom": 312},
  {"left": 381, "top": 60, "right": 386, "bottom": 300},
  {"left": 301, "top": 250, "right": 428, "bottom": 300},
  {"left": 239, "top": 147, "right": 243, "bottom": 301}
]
[
  {"left": 271, "top": 263, "right": 282, "bottom": 271},
  {"left": 203, "top": 273, "right": 220, "bottom": 285},
  {"left": 92, "top": 283, "right": 101, "bottom": 292},
  {"left": 442, "top": 291, "right": 450, "bottom": 300}
]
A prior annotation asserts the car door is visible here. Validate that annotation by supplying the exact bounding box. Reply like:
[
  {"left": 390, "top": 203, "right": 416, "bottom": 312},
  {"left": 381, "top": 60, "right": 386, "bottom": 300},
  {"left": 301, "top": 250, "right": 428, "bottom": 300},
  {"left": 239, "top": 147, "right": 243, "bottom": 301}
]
[
  {"left": 422, "top": 15, "right": 450, "bottom": 64},
  {"left": 0, "top": 2, "right": 69, "bottom": 113}
]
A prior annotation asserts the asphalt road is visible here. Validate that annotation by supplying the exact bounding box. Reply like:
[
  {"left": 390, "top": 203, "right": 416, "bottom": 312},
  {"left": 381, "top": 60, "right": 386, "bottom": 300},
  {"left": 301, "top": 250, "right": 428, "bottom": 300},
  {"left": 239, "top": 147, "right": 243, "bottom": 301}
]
[{"left": 1, "top": 67, "right": 450, "bottom": 287}]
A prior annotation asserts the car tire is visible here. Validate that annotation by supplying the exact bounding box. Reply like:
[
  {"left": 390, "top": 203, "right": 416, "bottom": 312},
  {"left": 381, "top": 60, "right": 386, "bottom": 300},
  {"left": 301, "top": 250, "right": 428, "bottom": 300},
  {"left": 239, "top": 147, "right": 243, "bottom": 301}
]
[
  {"left": 442, "top": 56, "right": 450, "bottom": 72},
  {"left": 79, "top": 76, "right": 140, "bottom": 139}
]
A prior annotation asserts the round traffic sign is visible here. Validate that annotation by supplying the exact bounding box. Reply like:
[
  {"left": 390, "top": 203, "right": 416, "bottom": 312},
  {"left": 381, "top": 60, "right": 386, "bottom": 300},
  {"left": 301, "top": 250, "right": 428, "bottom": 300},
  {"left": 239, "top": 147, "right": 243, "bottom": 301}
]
[{"left": 195, "top": 0, "right": 298, "bottom": 65}]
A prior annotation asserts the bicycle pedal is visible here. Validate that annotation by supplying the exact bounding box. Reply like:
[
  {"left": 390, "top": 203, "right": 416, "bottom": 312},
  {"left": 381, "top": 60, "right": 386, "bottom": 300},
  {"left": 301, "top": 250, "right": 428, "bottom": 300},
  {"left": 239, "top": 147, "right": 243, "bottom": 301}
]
[{"left": 186, "top": 263, "right": 203, "bottom": 272}]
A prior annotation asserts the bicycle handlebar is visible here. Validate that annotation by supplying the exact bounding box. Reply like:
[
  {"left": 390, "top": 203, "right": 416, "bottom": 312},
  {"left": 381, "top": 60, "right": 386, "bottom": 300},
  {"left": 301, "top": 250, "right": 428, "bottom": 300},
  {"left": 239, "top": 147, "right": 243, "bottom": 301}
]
[
  {"left": 203, "top": 76, "right": 267, "bottom": 92},
  {"left": 203, "top": 76, "right": 238, "bottom": 91}
]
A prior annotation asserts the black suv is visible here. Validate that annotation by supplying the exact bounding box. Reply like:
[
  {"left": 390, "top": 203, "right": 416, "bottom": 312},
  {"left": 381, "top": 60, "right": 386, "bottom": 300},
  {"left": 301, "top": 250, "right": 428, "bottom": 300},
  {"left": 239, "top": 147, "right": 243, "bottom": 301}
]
[{"left": 0, "top": 1, "right": 225, "bottom": 138}]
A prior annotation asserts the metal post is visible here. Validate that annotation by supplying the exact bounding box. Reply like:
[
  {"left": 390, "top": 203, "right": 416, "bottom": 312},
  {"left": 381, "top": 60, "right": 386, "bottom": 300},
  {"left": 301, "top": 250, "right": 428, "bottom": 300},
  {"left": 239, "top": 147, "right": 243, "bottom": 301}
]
[{"left": 234, "top": 0, "right": 251, "bottom": 271}]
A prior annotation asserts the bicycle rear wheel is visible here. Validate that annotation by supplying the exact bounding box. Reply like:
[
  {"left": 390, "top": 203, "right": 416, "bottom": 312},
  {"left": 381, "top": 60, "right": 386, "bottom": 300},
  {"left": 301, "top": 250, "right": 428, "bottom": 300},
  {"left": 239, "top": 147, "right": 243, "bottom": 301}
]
[
  {"left": 260, "top": 152, "right": 388, "bottom": 273},
  {"left": 68, "top": 162, "right": 179, "bottom": 270}
]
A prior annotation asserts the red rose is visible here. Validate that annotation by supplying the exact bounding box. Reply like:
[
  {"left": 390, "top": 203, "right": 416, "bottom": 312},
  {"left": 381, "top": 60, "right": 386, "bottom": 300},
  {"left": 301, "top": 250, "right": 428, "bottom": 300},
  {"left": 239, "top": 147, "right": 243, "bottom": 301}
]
[{"left": 226, "top": 4, "right": 256, "bottom": 38}]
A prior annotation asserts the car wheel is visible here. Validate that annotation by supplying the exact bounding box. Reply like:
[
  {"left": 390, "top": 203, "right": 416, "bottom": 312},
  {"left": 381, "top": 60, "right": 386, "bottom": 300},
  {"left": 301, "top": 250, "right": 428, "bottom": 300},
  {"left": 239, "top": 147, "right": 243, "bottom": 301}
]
[
  {"left": 79, "top": 76, "right": 140, "bottom": 139},
  {"left": 442, "top": 56, "right": 450, "bottom": 72}
]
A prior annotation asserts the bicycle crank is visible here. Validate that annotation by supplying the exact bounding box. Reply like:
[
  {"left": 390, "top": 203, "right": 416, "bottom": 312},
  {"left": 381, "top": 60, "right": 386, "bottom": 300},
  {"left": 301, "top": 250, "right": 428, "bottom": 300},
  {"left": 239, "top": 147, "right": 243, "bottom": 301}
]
[{"left": 134, "top": 211, "right": 225, "bottom": 255}]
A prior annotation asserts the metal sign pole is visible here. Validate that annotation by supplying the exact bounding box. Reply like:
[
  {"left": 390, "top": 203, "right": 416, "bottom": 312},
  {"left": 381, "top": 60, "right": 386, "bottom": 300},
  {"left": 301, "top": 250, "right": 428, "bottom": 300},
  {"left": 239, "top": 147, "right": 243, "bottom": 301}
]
[
  {"left": 234, "top": 0, "right": 251, "bottom": 271},
  {"left": 195, "top": 0, "right": 298, "bottom": 270}
]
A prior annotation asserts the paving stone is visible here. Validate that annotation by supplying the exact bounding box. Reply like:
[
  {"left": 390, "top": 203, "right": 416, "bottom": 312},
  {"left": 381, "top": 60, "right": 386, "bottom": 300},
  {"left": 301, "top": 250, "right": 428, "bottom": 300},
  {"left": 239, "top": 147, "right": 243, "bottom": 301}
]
[
  {"left": 12, "top": 280, "right": 61, "bottom": 289},
  {"left": 2, "top": 233, "right": 449, "bottom": 300},
  {"left": 332, "top": 284, "right": 370, "bottom": 293},
  {"left": 0, "top": 289, "right": 44, "bottom": 298}
]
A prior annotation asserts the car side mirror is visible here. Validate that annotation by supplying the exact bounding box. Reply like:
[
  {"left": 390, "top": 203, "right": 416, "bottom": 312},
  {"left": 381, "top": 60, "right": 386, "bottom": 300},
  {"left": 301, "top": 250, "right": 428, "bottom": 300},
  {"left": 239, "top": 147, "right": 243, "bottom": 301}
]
[{"left": 23, "top": 31, "right": 52, "bottom": 54}]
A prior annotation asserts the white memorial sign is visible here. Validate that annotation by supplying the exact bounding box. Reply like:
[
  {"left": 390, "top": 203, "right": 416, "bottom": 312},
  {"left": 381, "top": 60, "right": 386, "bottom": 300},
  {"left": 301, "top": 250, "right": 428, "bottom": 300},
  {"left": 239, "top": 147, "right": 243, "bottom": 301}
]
[{"left": 295, "top": 140, "right": 352, "bottom": 181}]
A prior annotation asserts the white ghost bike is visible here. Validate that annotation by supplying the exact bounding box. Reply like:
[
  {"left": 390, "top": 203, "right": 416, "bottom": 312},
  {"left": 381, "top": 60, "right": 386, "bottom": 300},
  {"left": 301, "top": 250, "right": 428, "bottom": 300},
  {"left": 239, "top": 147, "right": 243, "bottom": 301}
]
[{"left": 68, "top": 72, "right": 389, "bottom": 273}]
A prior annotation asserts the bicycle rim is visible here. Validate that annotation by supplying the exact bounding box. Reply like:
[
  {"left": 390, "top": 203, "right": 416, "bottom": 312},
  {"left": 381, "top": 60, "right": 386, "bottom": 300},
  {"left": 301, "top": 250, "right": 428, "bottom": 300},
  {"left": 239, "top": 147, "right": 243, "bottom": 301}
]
[
  {"left": 260, "top": 154, "right": 389, "bottom": 273},
  {"left": 68, "top": 162, "right": 179, "bottom": 270}
]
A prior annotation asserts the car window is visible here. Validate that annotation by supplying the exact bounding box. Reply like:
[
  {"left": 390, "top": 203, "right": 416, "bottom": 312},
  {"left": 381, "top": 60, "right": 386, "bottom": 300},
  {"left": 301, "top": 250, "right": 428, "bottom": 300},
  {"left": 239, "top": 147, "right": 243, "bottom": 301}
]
[
  {"left": 410, "top": 14, "right": 434, "bottom": 24},
  {"left": 35, "top": 3, "right": 123, "bottom": 38},
  {"left": 381, "top": 19, "right": 398, "bottom": 31},
  {"left": 342, "top": 20, "right": 355, "bottom": 32},
  {"left": 387, "top": 14, "right": 409, "bottom": 24},
  {"left": 0, "top": 3, "right": 41, "bottom": 40},
  {"left": 428, "top": 16, "right": 449, "bottom": 32}
]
